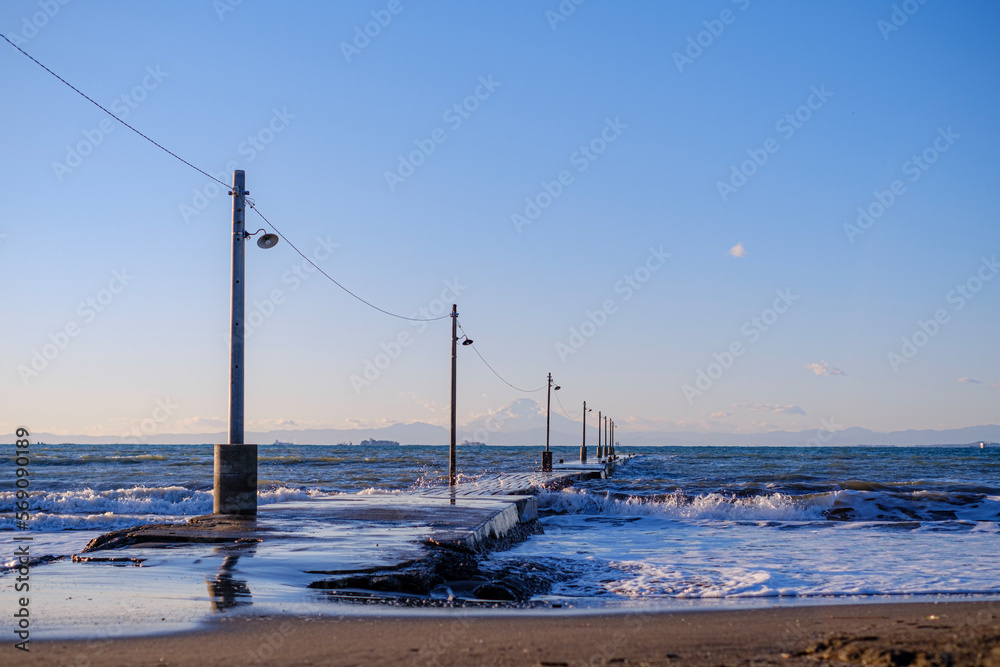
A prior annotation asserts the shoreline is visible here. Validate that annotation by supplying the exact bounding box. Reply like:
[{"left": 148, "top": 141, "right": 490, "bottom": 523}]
[{"left": 17, "top": 600, "right": 1000, "bottom": 666}]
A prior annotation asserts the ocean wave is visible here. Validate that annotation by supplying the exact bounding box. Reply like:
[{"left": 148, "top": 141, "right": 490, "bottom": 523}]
[
  {"left": 824, "top": 489, "right": 1000, "bottom": 522},
  {"left": 259, "top": 487, "right": 323, "bottom": 503},
  {"left": 79, "top": 454, "right": 170, "bottom": 463},
  {"left": 0, "top": 512, "right": 173, "bottom": 533},
  {"left": 1, "top": 486, "right": 211, "bottom": 516},
  {"left": 0, "top": 485, "right": 325, "bottom": 531},
  {"left": 539, "top": 487, "right": 1000, "bottom": 523},
  {"left": 258, "top": 456, "right": 346, "bottom": 464},
  {"left": 355, "top": 487, "right": 408, "bottom": 496},
  {"left": 29, "top": 453, "right": 175, "bottom": 466},
  {"left": 539, "top": 488, "right": 829, "bottom": 521}
]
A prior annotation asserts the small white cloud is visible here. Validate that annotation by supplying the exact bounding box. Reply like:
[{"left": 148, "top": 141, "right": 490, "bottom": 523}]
[
  {"left": 728, "top": 242, "right": 746, "bottom": 258},
  {"left": 990, "top": 383, "right": 1000, "bottom": 392},
  {"left": 957, "top": 377, "right": 982, "bottom": 384},
  {"left": 805, "top": 361, "right": 845, "bottom": 376}
]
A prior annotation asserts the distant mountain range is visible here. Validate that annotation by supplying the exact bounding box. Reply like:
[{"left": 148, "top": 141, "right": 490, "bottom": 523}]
[{"left": 10, "top": 398, "right": 1000, "bottom": 447}]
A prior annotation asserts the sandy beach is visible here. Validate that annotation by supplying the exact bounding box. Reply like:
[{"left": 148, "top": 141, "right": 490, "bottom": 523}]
[{"left": 16, "top": 601, "right": 1000, "bottom": 666}]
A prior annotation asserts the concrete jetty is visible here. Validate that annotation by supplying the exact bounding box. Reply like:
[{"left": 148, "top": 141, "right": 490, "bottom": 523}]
[
  {"left": 78, "top": 455, "right": 632, "bottom": 603},
  {"left": 420, "top": 457, "right": 622, "bottom": 499}
]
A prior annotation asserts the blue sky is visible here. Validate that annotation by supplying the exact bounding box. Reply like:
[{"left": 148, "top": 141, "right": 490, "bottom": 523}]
[{"left": 2, "top": 0, "right": 999, "bottom": 439}]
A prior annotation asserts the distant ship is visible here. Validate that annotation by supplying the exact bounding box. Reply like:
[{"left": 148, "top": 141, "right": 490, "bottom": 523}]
[
  {"left": 979, "top": 441, "right": 996, "bottom": 449},
  {"left": 462, "top": 440, "right": 486, "bottom": 447},
  {"left": 360, "top": 438, "right": 400, "bottom": 447},
  {"left": 272, "top": 439, "right": 294, "bottom": 446}
]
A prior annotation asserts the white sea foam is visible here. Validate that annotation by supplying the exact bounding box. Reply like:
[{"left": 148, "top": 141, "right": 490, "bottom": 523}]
[
  {"left": 539, "top": 488, "right": 831, "bottom": 521},
  {"left": 484, "top": 513, "right": 1000, "bottom": 601},
  {"left": 356, "top": 487, "right": 408, "bottom": 496},
  {"left": 0, "top": 485, "right": 324, "bottom": 532},
  {"left": 3, "top": 486, "right": 211, "bottom": 516},
  {"left": 538, "top": 487, "right": 1000, "bottom": 523},
  {"left": 259, "top": 487, "right": 322, "bottom": 504},
  {"left": 608, "top": 562, "right": 781, "bottom": 598}
]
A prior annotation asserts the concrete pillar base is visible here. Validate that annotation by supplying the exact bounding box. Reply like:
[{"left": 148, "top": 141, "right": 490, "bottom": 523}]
[{"left": 214, "top": 444, "right": 257, "bottom": 516}]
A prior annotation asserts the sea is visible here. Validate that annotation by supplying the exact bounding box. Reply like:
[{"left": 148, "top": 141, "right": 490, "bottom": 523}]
[{"left": 3, "top": 443, "right": 1000, "bottom": 614}]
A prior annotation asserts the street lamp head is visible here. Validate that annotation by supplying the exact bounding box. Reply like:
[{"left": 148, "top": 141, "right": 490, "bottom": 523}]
[
  {"left": 257, "top": 233, "right": 279, "bottom": 249},
  {"left": 462, "top": 338, "right": 474, "bottom": 346},
  {"left": 554, "top": 385, "right": 561, "bottom": 391}
]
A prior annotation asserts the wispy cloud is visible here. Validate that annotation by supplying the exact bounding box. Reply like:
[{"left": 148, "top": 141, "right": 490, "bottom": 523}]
[
  {"left": 175, "top": 416, "right": 226, "bottom": 432},
  {"left": 246, "top": 418, "right": 299, "bottom": 430},
  {"left": 957, "top": 377, "right": 982, "bottom": 384},
  {"left": 728, "top": 242, "right": 746, "bottom": 258},
  {"left": 400, "top": 391, "right": 445, "bottom": 414},
  {"left": 617, "top": 414, "right": 735, "bottom": 432},
  {"left": 805, "top": 361, "right": 845, "bottom": 376},
  {"left": 343, "top": 417, "right": 396, "bottom": 429},
  {"left": 734, "top": 402, "right": 807, "bottom": 416}
]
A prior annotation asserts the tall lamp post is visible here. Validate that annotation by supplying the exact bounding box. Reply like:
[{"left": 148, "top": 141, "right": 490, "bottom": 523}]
[
  {"left": 604, "top": 416, "right": 609, "bottom": 461},
  {"left": 543, "top": 372, "right": 560, "bottom": 472},
  {"left": 610, "top": 419, "right": 615, "bottom": 458},
  {"left": 609, "top": 419, "right": 613, "bottom": 458},
  {"left": 449, "top": 304, "right": 472, "bottom": 486},
  {"left": 214, "top": 170, "right": 279, "bottom": 516},
  {"left": 596, "top": 410, "right": 603, "bottom": 459},
  {"left": 580, "top": 401, "right": 591, "bottom": 463}
]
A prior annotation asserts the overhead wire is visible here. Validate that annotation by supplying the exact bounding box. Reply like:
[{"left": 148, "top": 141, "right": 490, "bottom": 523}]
[
  {"left": 554, "top": 390, "right": 581, "bottom": 420},
  {"left": 2, "top": 33, "right": 449, "bottom": 323},
  {"left": 1, "top": 33, "right": 232, "bottom": 192},
  {"left": 247, "top": 204, "right": 449, "bottom": 322},
  {"left": 457, "top": 321, "right": 546, "bottom": 393}
]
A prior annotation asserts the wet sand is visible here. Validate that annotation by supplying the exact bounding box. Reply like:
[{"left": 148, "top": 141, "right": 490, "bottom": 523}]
[{"left": 16, "top": 601, "right": 1000, "bottom": 666}]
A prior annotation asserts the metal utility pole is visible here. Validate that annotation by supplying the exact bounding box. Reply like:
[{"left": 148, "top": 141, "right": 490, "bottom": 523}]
[
  {"left": 449, "top": 304, "right": 458, "bottom": 486},
  {"left": 230, "top": 170, "right": 245, "bottom": 447},
  {"left": 580, "top": 401, "right": 588, "bottom": 463},
  {"left": 545, "top": 373, "right": 554, "bottom": 454},
  {"left": 604, "top": 416, "right": 609, "bottom": 460},
  {"left": 597, "top": 410, "right": 603, "bottom": 458},
  {"left": 542, "top": 373, "right": 554, "bottom": 472},
  {"left": 215, "top": 170, "right": 257, "bottom": 516},
  {"left": 611, "top": 420, "right": 615, "bottom": 458}
]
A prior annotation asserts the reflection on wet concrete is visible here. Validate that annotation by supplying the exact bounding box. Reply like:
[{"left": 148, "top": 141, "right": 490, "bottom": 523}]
[{"left": 207, "top": 546, "right": 254, "bottom": 611}]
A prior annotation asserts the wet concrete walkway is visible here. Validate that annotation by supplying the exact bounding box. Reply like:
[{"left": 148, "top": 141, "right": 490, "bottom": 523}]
[
  {"left": 419, "top": 457, "right": 620, "bottom": 498},
  {"left": 74, "top": 455, "right": 632, "bottom": 605}
]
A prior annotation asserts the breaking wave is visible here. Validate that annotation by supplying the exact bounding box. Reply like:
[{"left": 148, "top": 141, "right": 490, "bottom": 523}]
[
  {"left": 539, "top": 487, "right": 1000, "bottom": 523},
  {"left": 0, "top": 485, "right": 325, "bottom": 531},
  {"left": 34, "top": 453, "right": 172, "bottom": 466}
]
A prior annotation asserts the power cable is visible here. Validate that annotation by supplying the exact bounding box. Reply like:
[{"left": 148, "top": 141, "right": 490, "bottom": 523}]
[
  {"left": 1, "top": 33, "right": 232, "bottom": 192},
  {"left": 554, "top": 390, "right": 581, "bottom": 420},
  {"left": 2, "top": 34, "right": 448, "bottom": 323},
  {"left": 248, "top": 204, "right": 449, "bottom": 322},
  {"left": 457, "top": 321, "right": 546, "bottom": 393}
]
